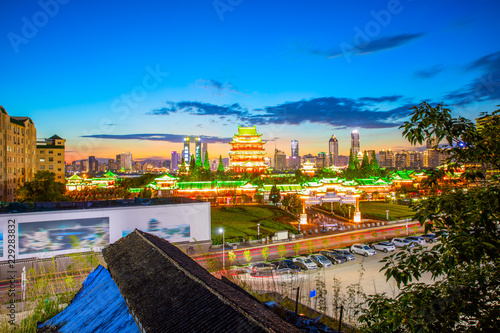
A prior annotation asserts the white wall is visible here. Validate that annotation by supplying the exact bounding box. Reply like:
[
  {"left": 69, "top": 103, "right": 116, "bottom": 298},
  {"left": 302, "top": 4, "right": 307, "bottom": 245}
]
[{"left": 0, "top": 202, "right": 211, "bottom": 260}]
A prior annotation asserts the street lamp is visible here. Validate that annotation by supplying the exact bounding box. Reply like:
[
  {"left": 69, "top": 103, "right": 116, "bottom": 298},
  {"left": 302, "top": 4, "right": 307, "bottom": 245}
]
[
  {"left": 257, "top": 223, "right": 260, "bottom": 239},
  {"left": 219, "top": 228, "right": 225, "bottom": 270},
  {"left": 386, "top": 210, "right": 389, "bottom": 222}
]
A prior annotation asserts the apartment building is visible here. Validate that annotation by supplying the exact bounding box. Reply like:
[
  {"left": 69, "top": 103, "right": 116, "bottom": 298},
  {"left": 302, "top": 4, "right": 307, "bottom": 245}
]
[{"left": 36, "top": 135, "right": 66, "bottom": 182}]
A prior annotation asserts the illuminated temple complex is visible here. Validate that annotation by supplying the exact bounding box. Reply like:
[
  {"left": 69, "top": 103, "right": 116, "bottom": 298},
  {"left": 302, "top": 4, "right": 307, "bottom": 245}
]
[{"left": 229, "top": 126, "right": 268, "bottom": 173}]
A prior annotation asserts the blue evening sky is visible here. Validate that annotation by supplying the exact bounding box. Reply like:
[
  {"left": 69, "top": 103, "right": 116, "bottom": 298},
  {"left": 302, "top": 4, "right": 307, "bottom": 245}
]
[{"left": 1, "top": 0, "right": 499, "bottom": 162}]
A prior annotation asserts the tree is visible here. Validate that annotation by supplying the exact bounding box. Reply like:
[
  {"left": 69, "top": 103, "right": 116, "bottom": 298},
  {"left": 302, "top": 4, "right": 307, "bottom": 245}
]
[
  {"left": 348, "top": 148, "right": 356, "bottom": 170},
  {"left": 178, "top": 157, "right": 187, "bottom": 174},
  {"left": 261, "top": 247, "right": 269, "bottom": 261},
  {"left": 269, "top": 184, "right": 281, "bottom": 205},
  {"left": 293, "top": 242, "right": 302, "bottom": 256},
  {"left": 217, "top": 155, "right": 225, "bottom": 176},
  {"left": 370, "top": 151, "right": 379, "bottom": 171},
  {"left": 359, "top": 103, "right": 500, "bottom": 332},
  {"left": 277, "top": 244, "right": 287, "bottom": 258},
  {"left": 243, "top": 249, "right": 252, "bottom": 263},
  {"left": 16, "top": 171, "right": 67, "bottom": 202},
  {"left": 189, "top": 154, "right": 196, "bottom": 174},
  {"left": 361, "top": 150, "right": 370, "bottom": 173},
  {"left": 203, "top": 151, "right": 210, "bottom": 171}
]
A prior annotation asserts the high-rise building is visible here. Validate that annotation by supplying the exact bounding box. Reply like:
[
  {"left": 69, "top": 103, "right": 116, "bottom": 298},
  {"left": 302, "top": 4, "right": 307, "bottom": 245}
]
[
  {"left": 120, "top": 152, "right": 133, "bottom": 171},
  {"left": 80, "top": 159, "right": 89, "bottom": 172},
  {"left": 394, "top": 151, "right": 408, "bottom": 169},
  {"left": 274, "top": 149, "right": 287, "bottom": 171},
  {"left": 183, "top": 137, "right": 190, "bottom": 163},
  {"left": 88, "top": 155, "right": 98, "bottom": 173},
  {"left": 0, "top": 107, "right": 37, "bottom": 202},
  {"left": 115, "top": 154, "right": 121, "bottom": 171},
  {"left": 351, "top": 130, "right": 360, "bottom": 156},
  {"left": 36, "top": 135, "right": 66, "bottom": 183},
  {"left": 337, "top": 155, "right": 348, "bottom": 167},
  {"left": 201, "top": 143, "right": 208, "bottom": 161},
  {"left": 291, "top": 140, "right": 299, "bottom": 157},
  {"left": 171, "top": 151, "right": 180, "bottom": 170},
  {"left": 328, "top": 135, "right": 338, "bottom": 166},
  {"left": 365, "top": 150, "right": 376, "bottom": 163},
  {"left": 378, "top": 149, "right": 394, "bottom": 168},
  {"left": 195, "top": 137, "right": 202, "bottom": 162},
  {"left": 108, "top": 159, "right": 115, "bottom": 171},
  {"left": 229, "top": 126, "right": 267, "bottom": 173},
  {"left": 316, "top": 152, "right": 326, "bottom": 169}
]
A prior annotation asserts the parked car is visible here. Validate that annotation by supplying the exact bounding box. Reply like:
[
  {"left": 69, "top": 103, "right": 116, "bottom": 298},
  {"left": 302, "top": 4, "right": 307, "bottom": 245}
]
[
  {"left": 422, "top": 233, "right": 437, "bottom": 243},
  {"left": 332, "top": 249, "right": 355, "bottom": 261},
  {"left": 248, "top": 262, "right": 275, "bottom": 273},
  {"left": 274, "top": 268, "right": 295, "bottom": 276},
  {"left": 405, "top": 236, "right": 426, "bottom": 245},
  {"left": 319, "top": 250, "right": 346, "bottom": 264},
  {"left": 308, "top": 254, "right": 333, "bottom": 268},
  {"left": 392, "top": 238, "right": 415, "bottom": 248},
  {"left": 292, "top": 257, "right": 318, "bottom": 270},
  {"left": 350, "top": 244, "right": 376, "bottom": 257},
  {"left": 372, "top": 241, "right": 396, "bottom": 253},
  {"left": 274, "top": 259, "right": 301, "bottom": 273}
]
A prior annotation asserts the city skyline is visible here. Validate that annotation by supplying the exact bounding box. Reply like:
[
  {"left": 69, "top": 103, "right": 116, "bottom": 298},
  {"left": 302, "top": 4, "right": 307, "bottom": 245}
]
[{"left": 1, "top": 1, "right": 499, "bottom": 162}]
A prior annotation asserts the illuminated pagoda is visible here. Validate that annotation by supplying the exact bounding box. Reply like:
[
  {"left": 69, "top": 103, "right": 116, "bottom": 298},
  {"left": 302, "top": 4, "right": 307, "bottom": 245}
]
[{"left": 229, "top": 126, "right": 268, "bottom": 173}]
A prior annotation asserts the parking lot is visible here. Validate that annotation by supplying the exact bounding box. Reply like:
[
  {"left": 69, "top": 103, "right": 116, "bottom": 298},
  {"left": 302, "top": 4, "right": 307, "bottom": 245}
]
[{"left": 236, "top": 242, "right": 437, "bottom": 318}]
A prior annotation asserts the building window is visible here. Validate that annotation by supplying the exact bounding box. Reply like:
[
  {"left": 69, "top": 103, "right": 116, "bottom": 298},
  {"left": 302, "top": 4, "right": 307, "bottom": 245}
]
[
  {"left": 57, "top": 168, "right": 61, "bottom": 171},
  {"left": 49, "top": 150, "right": 53, "bottom": 154},
  {"left": 40, "top": 158, "right": 45, "bottom": 162},
  {"left": 49, "top": 157, "right": 53, "bottom": 162},
  {"left": 40, "top": 150, "right": 45, "bottom": 154},
  {"left": 57, "top": 160, "right": 61, "bottom": 163},
  {"left": 40, "top": 165, "right": 45, "bottom": 170},
  {"left": 57, "top": 153, "right": 61, "bottom": 156}
]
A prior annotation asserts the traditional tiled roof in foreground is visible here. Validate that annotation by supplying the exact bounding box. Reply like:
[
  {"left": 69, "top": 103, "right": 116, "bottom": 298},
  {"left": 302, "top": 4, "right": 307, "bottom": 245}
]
[{"left": 103, "top": 230, "right": 300, "bottom": 333}]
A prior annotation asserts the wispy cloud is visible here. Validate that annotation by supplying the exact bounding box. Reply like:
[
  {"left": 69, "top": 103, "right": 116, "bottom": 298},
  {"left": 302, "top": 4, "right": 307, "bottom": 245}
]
[
  {"left": 311, "top": 33, "right": 425, "bottom": 59},
  {"left": 149, "top": 97, "right": 413, "bottom": 129},
  {"left": 80, "top": 133, "right": 232, "bottom": 143},
  {"left": 445, "top": 51, "right": 500, "bottom": 106},
  {"left": 196, "top": 79, "right": 242, "bottom": 94},
  {"left": 246, "top": 98, "right": 412, "bottom": 128},
  {"left": 414, "top": 65, "right": 444, "bottom": 79},
  {"left": 149, "top": 101, "right": 249, "bottom": 118}
]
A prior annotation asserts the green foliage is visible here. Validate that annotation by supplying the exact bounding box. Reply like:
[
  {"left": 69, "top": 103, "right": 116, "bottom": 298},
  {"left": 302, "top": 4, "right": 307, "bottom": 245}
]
[
  {"left": 277, "top": 244, "right": 286, "bottom": 258},
  {"left": 293, "top": 242, "right": 301, "bottom": 256},
  {"left": 322, "top": 238, "right": 329, "bottom": 249},
  {"left": 217, "top": 155, "right": 225, "bottom": 173},
  {"left": 16, "top": 171, "right": 67, "bottom": 202},
  {"left": 243, "top": 249, "right": 252, "bottom": 263},
  {"left": 358, "top": 234, "right": 366, "bottom": 243},
  {"left": 261, "top": 246, "right": 270, "bottom": 261},
  {"left": 228, "top": 250, "right": 236, "bottom": 265},
  {"left": 178, "top": 157, "right": 187, "bottom": 174},
  {"left": 203, "top": 151, "right": 210, "bottom": 170},
  {"left": 359, "top": 103, "right": 500, "bottom": 332},
  {"left": 306, "top": 240, "right": 315, "bottom": 254},
  {"left": 269, "top": 184, "right": 281, "bottom": 205}
]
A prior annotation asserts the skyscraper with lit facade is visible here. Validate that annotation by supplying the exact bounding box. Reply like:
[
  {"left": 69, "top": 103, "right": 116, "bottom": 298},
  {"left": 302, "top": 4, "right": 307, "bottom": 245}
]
[
  {"left": 229, "top": 126, "right": 267, "bottom": 173},
  {"left": 329, "top": 135, "right": 338, "bottom": 166},
  {"left": 171, "top": 151, "right": 180, "bottom": 170},
  {"left": 291, "top": 140, "right": 299, "bottom": 157},
  {"left": 351, "top": 130, "right": 360, "bottom": 156},
  {"left": 195, "top": 137, "right": 202, "bottom": 161},
  {"left": 183, "top": 137, "right": 190, "bottom": 163}
]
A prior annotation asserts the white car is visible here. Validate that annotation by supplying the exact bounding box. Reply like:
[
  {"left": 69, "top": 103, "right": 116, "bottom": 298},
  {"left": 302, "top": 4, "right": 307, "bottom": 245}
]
[
  {"left": 405, "top": 236, "right": 426, "bottom": 245},
  {"left": 392, "top": 238, "right": 415, "bottom": 248},
  {"left": 350, "top": 244, "right": 376, "bottom": 257},
  {"left": 292, "top": 257, "right": 318, "bottom": 270},
  {"left": 372, "top": 241, "right": 396, "bottom": 253}
]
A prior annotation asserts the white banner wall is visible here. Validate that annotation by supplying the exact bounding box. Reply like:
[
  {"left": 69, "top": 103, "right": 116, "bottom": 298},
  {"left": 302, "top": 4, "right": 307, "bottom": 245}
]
[{"left": 0, "top": 202, "right": 210, "bottom": 261}]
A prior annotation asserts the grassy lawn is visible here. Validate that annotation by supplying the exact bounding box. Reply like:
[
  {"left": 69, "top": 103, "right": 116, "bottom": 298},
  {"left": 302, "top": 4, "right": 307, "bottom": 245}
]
[
  {"left": 359, "top": 201, "right": 415, "bottom": 220},
  {"left": 211, "top": 205, "right": 298, "bottom": 244}
]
